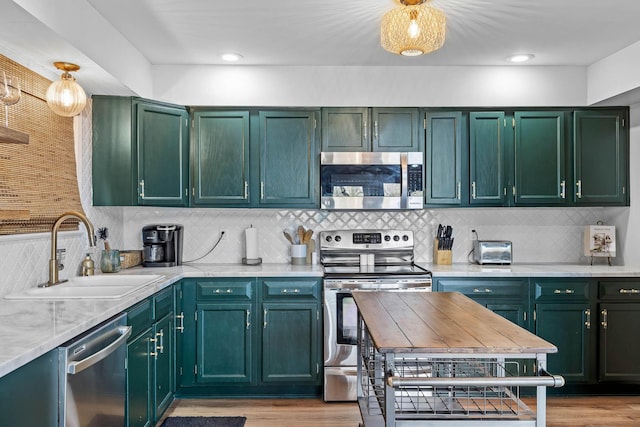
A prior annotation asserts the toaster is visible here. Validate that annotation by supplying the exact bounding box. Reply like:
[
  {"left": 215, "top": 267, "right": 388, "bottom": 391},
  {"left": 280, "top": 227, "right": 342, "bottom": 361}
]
[{"left": 473, "top": 240, "right": 512, "bottom": 265}]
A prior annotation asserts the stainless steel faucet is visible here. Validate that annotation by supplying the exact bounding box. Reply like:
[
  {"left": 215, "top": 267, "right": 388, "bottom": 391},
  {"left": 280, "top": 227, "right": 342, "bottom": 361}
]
[{"left": 42, "top": 211, "right": 96, "bottom": 287}]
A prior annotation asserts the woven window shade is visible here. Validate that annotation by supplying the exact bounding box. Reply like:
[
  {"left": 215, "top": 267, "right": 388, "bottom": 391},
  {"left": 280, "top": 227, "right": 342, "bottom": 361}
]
[{"left": 0, "top": 54, "right": 84, "bottom": 234}]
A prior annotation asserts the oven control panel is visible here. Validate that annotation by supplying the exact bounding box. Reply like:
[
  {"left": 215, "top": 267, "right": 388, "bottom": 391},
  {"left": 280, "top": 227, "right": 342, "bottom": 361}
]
[{"left": 320, "top": 229, "right": 413, "bottom": 250}]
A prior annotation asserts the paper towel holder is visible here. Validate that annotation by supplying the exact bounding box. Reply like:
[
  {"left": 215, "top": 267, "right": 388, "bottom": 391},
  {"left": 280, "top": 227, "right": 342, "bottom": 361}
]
[
  {"left": 242, "top": 256, "right": 262, "bottom": 265},
  {"left": 243, "top": 224, "right": 262, "bottom": 266}
]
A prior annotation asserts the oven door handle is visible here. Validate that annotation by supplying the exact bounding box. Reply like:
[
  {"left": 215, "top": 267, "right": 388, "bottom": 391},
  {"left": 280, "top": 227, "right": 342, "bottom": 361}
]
[{"left": 67, "top": 326, "right": 132, "bottom": 375}]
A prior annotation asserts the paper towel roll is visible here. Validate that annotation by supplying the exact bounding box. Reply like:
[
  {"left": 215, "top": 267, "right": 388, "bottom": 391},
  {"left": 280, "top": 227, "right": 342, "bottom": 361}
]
[{"left": 245, "top": 226, "right": 259, "bottom": 260}]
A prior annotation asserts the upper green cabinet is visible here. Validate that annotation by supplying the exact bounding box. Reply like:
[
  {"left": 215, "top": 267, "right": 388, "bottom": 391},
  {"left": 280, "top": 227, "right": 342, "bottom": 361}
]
[
  {"left": 424, "top": 111, "right": 465, "bottom": 206},
  {"left": 92, "top": 96, "right": 189, "bottom": 207},
  {"left": 321, "top": 107, "right": 422, "bottom": 152},
  {"left": 469, "top": 111, "right": 509, "bottom": 206},
  {"left": 573, "top": 109, "right": 628, "bottom": 206},
  {"left": 514, "top": 111, "right": 567, "bottom": 206},
  {"left": 190, "top": 109, "right": 318, "bottom": 208},
  {"left": 258, "top": 110, "right": 318, "bottom": 207},
  {"left": 191, "top": 110, "right": 251, "bottom": 206}
]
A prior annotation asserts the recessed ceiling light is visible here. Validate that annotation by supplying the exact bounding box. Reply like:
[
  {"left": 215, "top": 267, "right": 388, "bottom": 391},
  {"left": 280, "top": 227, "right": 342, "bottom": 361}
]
[
  {"left": 220, "top": 53, "right": 243, "bottom": 62},
  {"left": 506, "top": 54, "right": 535, "bottom": 63}
]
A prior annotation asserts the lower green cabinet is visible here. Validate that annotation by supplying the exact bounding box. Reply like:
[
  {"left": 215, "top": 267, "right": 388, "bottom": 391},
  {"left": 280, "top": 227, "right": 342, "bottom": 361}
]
[
  {"left": 126, "top": 287, "right": 175, "bottom": 427},
  {"left": 176, "top": 277, "right": 322, "bottom": 396}
]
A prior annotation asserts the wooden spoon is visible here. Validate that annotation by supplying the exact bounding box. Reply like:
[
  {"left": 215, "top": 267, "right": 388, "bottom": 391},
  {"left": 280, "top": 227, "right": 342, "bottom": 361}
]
[
  {"left": 297, "top": 225, "right": 305, "bottom": 244},
  {"left": 283, "top": 230, "right": 294, "bottom": 244},
  {"left": 303, "top": 229, "right": 313, "bottom": 244}
]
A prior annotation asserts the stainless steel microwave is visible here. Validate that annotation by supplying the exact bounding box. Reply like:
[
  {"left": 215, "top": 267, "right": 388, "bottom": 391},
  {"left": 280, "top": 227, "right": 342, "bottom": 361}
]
[{"left": 320, "top": 152, "right": 424, "bottom": 210}]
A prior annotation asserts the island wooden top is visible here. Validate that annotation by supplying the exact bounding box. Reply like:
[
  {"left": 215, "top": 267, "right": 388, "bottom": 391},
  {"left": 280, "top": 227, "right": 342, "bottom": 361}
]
[{"left": 353, "top": 291, "right": 557, "bottom": 355}]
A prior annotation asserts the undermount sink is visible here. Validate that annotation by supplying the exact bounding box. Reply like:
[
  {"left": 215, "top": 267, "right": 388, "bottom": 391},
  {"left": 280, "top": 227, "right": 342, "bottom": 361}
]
[{"left": 5, "top": 274, "right": 166, "bottom": 300}]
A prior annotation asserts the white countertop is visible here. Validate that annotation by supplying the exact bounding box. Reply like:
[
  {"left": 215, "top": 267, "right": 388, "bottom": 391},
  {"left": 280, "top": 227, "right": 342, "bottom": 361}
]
[{"left": 1, "top": 261, "right": 639, "bottom": 379}]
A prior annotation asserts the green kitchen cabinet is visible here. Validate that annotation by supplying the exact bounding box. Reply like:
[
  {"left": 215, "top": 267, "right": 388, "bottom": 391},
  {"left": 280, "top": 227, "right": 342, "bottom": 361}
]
[
  {"left": 469, "top": 111, "right": 509, "bottom": 206},
  {"left": 258, "top": 110, "right": 318, "bottom": 207},
  {"left": 514, "top": 111, "right": 568, "bottom": 205},
  {"left": 191, "top": 110, "right": 251, "bottom": 206},
  {"left": 0, "top": 349, "right": 58, "bottom": 427},
  {"left": 597, "top": 280, "right": 640, "bottom": 382},
  {"left": 176, "top": 277, "right": 321, "bottom": 396},
  {"left": 126, "top": 287, "right": 175, "bottom": 427},
  {"left": 533, "top": 279, "right": 595, "bottom": 383},
  {"left": 573, "top": 109, "right": 628, "bottom": 206},
  {"left": 424, "top": 110, "right": 466, "bottom": 206},
  {"left": 92, "top": 95, "right": 189, "bottom": 207},
  {"left": 321, "top": 107, "right": 421, "bottom": 152}
]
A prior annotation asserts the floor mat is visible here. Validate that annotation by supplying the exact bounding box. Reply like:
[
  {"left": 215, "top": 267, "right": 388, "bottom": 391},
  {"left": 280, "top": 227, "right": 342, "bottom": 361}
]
[{"left": 160, "top": 416, "right": 247, "bottom": 427}]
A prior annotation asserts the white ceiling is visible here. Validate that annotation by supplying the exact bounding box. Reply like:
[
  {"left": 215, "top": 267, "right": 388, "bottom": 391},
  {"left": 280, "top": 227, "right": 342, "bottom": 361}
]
[{"left": 2, "top": 0, "right": 640, "bottom": 96}]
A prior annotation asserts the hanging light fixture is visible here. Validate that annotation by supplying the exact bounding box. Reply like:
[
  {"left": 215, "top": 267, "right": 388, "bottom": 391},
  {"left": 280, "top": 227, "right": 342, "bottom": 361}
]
[
  {"left": 381, "top": 0, "right": 446, "bottom": 57},
  {"left": 46, "top": 62, "right": 87, "bottom": 117}
]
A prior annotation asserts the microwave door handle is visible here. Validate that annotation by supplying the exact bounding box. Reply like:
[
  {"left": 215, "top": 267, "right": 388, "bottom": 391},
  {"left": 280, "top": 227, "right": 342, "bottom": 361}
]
[
  {"left": 401, "top": 153, "right": 408, "bottom": 208},
  {"left": 67, "top": 326, "right": 132, "bottom": 375}
]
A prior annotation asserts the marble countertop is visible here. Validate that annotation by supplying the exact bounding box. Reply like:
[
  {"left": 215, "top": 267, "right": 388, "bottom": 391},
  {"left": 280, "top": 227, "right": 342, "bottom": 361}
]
[{"left": 1, "top": 261, "right": 639, "bottom": 379}]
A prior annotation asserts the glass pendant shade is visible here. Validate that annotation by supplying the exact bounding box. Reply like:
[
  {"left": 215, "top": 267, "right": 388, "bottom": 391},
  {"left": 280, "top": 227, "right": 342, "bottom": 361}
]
[
  {"left": 46, "top": 63, "right": 87, "bottom": 117},
  {"left": 381, "top": 3, "right": 446, "bottom": 56}
]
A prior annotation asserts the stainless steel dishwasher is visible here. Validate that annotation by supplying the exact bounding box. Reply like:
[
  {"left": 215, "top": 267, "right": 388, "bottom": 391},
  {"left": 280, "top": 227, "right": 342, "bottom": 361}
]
[{"left": 58, "top": 313, "right": 131, "bottom": 427}]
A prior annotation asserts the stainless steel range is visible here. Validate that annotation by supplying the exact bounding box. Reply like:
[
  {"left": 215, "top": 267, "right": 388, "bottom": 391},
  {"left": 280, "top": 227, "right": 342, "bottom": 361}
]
[{"left": 320, "top": 229, "right": 432, "bottom": 402}]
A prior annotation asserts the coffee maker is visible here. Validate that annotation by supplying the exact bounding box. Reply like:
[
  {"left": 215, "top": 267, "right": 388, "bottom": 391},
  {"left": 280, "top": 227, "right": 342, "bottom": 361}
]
[{"left": 142, "top": 224, "right": 183, "bottom": 267}]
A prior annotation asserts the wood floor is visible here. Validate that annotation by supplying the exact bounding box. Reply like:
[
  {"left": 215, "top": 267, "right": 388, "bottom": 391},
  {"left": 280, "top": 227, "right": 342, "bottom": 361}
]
[{"left": 159, "top": 395, "right": 640, "bottom": 426}]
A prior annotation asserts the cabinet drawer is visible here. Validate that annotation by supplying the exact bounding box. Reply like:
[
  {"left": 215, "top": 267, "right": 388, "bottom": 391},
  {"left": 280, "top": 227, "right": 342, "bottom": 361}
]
[
  {"left": 127, "top": 298, "right": 153, "bottom": 338},
  {"left": 154, "top": 286, "right": 173, "bottom": 319},
  {"left": 534, "top": 280, "right": 590, "bottom": 300},
  {"left": 196, "top": 279, "right": 254, "bottom": 300},
  {"left": 599, "top": 280, "right": 640, "bottom": 300},
  {"left": 437, "top": 279, "right": 527, "bottom": 298},
  {"left": 261, "top": 278, "right": 320, "bottom": 299}
]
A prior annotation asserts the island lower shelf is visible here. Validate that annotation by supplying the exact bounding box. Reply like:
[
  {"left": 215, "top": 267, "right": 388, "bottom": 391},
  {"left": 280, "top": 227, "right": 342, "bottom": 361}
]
[{"left": 353, "top": 291, "right": 565, "bottom": 426}]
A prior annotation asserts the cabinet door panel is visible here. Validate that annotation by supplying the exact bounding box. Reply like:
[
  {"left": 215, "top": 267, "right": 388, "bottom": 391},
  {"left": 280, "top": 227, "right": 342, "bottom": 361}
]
[
  {"left": 536, "top": 303, "right": 593, "bottom": 383},
  {"left": 137, "top": 102, "right": 189, "bottom": 206},
  {"left": 259, "top": 110, "right": 317, "bottom": 206},
  {"left": 514, "top": 111, "right": 566, "bottom": 205},
  {"left": 262, "top": 302, "right": 319, "bottom": 383},
  {"left": 193, "top": 111, "right": 251, "bottom": 206},
  {"left": 321, "top": 108, "right": 368, "bottom": 151},
  {"left": 599, "top": 303, "right": 640, "bottom": 382},
  {"left": 425, "top": 111, "right": 464, "bottom": 205},
  {"left": 153, "top": 313, "right": 174, "bottom": 422},
  {"left": 573, "top": 110, "right": 627, "bottom": 205},
  {"left": 372, "top": 108, "right": 421, "bottom": 151},
  {"left": 196, "top": 302, "right": 254, "bottom": 384},
  {"left": 469, "top": 112, "right": 507, "bottom": 205},
  {"left": 127, "top": 329, "right": 153, "bottom": 427}
]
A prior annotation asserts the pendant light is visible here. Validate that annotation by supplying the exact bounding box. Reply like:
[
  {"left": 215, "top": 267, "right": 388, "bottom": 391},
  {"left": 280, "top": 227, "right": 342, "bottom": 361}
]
[
  {"left": 381, "top": 0, "right": 446, "bottom": 57},
  {"left": 46, "top": 62, "right": 87, "bottom": 117}
]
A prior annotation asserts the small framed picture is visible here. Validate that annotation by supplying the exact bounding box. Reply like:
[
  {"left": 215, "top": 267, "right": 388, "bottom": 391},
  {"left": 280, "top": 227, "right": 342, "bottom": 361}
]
[{"left": 584, "top": 225, "right": 616, "bottom": 258}]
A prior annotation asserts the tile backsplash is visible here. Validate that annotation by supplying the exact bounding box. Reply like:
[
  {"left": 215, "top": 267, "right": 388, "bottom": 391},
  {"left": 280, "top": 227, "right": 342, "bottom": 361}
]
[{"left": 0, "top": 102, "right": 614, "bottom": 296}]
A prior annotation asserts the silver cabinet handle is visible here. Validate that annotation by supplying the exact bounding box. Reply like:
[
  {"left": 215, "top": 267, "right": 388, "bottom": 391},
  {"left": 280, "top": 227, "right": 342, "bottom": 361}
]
[
  {"left": 67, "top": 326, "right": 132, "bottom": 375},
  {"left": 244, "top": 181, "right": 248, "bottom": 200},
  {"left": 576, "top": 180, "right": 582, "bottom": 198},
  {"left": 472, "top": 288, "right": 493, "bottom": 293},
  {"left": 150, "top": 336, "right": 158, "bottom": 358},
  {"left": 363, "top": 118, "right": 367, "bottom": 143},
  {"left": 263, "top": 309, "right": 268, "bottom": 328},
  {"left": 156, "top": 329, "right": 164, "bottom": 353},
  {"left": 261, "top": 181, "right": 264, "bottom": 200},
  {"left": 214, "top": 288, "right": 233, "bottom": 294},
  {"left": 176, "top": 312, "right": 184, "bottom": 333},
  {"left": 456, "top": 182, "right": 461, "bottom": 200},
  {"left": 601, "top": 308, "right": 608, "bottom": 329},
  {"left": 246, "top": 310, "right": 251, "bottom": 329},
  {"left": 619, "top": 288, "right": 640, "bottom": 294},
  {"left": 281, "top": 288, "right": 300, "bottom": 293},
  {"left": 560, "top": 180, "right": 566, "bottom": 199},
  {"left": 553, "top": 289, "right": 575, "bottom": 294},
  {"left": 471, "top": 181, "right": 477, "bottom": 199},
  {"left": 585, "top": 309, "right": 591, "bottom": 329},
  {"left": 374, "top": 120, "right": 379, "bottom": 140},
  {"left": 139, "top": 180, "right": 145, "bottom": 198}
]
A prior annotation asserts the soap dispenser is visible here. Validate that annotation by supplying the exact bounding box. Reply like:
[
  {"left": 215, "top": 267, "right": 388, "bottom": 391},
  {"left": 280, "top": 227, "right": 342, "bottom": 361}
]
[{"left": 81, "top": 253, "right": 95, "bottom": 276}]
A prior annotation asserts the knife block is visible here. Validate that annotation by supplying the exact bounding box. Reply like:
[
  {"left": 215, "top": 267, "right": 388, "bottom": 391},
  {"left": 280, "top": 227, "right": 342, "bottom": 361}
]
[{"left": 433, "top": 238, "right": 452, "bottom": 265}]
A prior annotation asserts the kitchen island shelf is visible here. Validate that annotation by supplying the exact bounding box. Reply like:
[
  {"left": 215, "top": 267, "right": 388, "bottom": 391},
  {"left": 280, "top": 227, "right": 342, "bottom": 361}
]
[{"left": 354, "top": 291, "right": 564, "bottom": 426}]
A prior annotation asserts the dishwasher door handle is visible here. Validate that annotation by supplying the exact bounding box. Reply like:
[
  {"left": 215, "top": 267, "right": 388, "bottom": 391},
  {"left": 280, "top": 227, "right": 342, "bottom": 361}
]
[{"left": 67, "top": 326, "right": 132, "bottom": 375}]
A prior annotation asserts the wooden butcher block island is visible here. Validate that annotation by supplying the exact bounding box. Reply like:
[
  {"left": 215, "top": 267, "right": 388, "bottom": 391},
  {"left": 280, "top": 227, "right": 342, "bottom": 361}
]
[{"left": 353, "top": 291, "right": 564, "bottom": 427}]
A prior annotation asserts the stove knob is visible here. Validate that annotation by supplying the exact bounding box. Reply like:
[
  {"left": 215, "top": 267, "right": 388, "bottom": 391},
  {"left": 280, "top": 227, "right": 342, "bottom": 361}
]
[
  {"left": 325, "top": 235, "right": 332, "bottom": 242},
  {"left": 384, "top": 235, "right": 391, "bottom": 242},
  {"left": 402, "top": 235, "right": 409, "bottom": 241},
  {"left": 335, "top": 235, "right": 341, "bottom": 242},
  {"left": 393, "top": 235, "right": 400, "bottom": 241}
]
